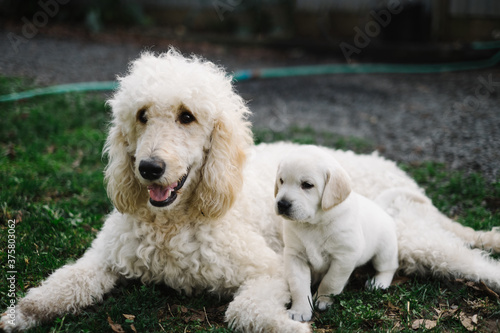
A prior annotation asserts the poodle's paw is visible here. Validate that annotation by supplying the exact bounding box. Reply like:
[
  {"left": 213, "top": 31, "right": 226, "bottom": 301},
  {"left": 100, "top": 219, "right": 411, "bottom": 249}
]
[
  {"left": 315, "top": 296, "right": 333, "bottom": 311},
  {"left": 287, "top": 308, "right": 312, "bottom": 322},
  {"left": 1, "top": 312, "right": 16, "bottom": 333},
  {"left": 1, "top": 306, "right": 35, "bottom": 332}
]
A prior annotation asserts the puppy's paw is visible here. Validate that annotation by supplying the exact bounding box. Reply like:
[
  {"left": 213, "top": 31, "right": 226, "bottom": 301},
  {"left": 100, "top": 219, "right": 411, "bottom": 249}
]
[
  {"left": 287, "top": 308, "right": 313, "bottom": 322},
  {"left": 315, "top": 296, "right": 333, "bottom": 311},
  {"left": 366, "top": 278, "right": 384, "bottom": 290},
  {"left": 366, "top": 272, "right": 394, "bottom": 290}
]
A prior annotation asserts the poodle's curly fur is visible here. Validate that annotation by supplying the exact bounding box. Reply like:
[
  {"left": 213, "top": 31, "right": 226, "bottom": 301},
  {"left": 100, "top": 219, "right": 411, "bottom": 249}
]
[{"left": 2, "top": 49, "right": 500, "bottom": 333}]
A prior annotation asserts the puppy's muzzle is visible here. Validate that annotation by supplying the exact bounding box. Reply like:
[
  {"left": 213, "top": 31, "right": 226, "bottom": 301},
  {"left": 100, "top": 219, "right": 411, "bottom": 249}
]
[
  {"left": 277, "top": 199, "right": 292, "bottom": 216},
  {"left": 139, "top": 157, "right": 166, "bottom": 180}
]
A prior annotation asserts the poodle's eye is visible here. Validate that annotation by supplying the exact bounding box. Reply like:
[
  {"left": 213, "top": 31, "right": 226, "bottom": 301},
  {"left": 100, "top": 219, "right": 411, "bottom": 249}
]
[
  {"left": 178, "top": 110, "right": 196, "bottom": 125},
  {"left": 280, "top": 178, "right": 284, "bottom": 185},
  {"left": 301, "top": 182, "right": 314, "bottom": 190},
  {"left": 137, "top": 108, "right": 148, "bottom": 124}
]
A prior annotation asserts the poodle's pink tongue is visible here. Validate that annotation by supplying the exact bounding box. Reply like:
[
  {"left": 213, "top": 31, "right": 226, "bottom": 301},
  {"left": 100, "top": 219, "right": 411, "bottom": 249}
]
[{"left": 147, "top": 183, "right": 177, "bottom": 202}]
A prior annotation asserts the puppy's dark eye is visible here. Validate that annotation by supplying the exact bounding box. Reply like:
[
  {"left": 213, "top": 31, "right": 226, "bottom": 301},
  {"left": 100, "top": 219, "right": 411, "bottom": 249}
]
[
  {"left": 178, "top": 110, "right": 196, "bottom": 125},
  {"left": 137, "top": 108, "right": 147, "bottom": 124},
  {"left": 301, "top": 182, "right": 314, "bottom": 190},
  {"left": 280, "top": 178, "right": 284, "bottom": 185}
]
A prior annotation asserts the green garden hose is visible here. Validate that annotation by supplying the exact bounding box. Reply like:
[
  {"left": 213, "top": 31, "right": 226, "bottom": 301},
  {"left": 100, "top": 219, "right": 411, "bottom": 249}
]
[
  {"left": 232, "top": 50, "right": 500, "bottom": 80},
  {"left": 1, "top": 41, "right": 499, "bottom": 103},
  {"left": 0, "top": 81, "right": 118, "bottom": 102}
]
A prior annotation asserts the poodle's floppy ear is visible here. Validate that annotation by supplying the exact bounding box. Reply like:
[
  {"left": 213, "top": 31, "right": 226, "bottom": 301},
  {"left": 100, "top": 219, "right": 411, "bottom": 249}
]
[
  {"left": 103, "top": 126, "right": 145, "bottom": 214},
  {"left": 321, "top": 166, "right": 352, "bottom": 211},
  {"left": 196, "top": 113, "right": 252, "bottom": 219}
]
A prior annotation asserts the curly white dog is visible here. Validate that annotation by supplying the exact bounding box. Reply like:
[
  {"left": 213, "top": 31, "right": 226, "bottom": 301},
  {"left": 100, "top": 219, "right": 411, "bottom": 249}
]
[
  {"left": 1, "top": 48, "right": 500, "bottom": 333},
  {"left": 275, "top": 145, "right": 398, "bottom": 322}
]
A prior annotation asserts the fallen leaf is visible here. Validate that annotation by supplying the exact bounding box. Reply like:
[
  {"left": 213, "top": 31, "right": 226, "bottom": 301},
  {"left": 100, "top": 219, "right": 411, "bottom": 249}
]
[
  {"left": 386, "top": 301, "right": 403, "bottom": 318},
  {"left": 6, "top": 143, "right": 16, "bottom": 160},
  {"left": 123, "top": 314, "right": 135, "bottom": 321},
  {"left": 107, "top": 316, "right": 125, "bottom": 333},
  {"left": 205, "top": 305, "right": 227, "bottom": 314},
  {"left": 15, "top": 211, "right": 23, "bottom": 223},
  {"left": 130, "top": 323, "right": 137, "bottom": 333},
  {"left": 459, "top": 312, "right": 478, "bottom": 331},
  {"left": 72, "top": 149, "right": 83, "bottom": 168},
  {"left": 183, "top": 309, "right": 205, "bottom": 323},
  {"left": 456, "top": 279, "right": 500, "bottom": 299},
  {"left": 391, "top": 275, "right": 411, "bottom": 286},
  {"left": 412, "top": 319, "right": 437, "bottom": 330},
  {"left": 464, "top": 298, "right": 488, "bottom": 311},
  {"left": 434, "top": 304, "right": 458, "bottom": 320},
  {"left": 466, "top": 281, "right": 478, "bottom": 289},
  {"left": 479, "top": 281, "right": 500, "bottom": 299},
  {"left": 170, "top": 304, "right": 207, "bottom": 323}
]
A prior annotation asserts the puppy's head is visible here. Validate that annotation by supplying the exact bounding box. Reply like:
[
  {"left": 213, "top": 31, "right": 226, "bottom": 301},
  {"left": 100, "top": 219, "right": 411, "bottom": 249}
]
[{"left": 274, "top": 146, "right": 352, "bottom": 223}]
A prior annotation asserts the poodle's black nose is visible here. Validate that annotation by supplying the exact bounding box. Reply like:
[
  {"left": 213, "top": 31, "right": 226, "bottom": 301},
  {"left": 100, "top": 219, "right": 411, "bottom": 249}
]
[
  {"left": 277, "top": 199, "right": 292, "bottom": 215},
  {"left": 139, "top": 158, "right": 166, "bottom": 180}
]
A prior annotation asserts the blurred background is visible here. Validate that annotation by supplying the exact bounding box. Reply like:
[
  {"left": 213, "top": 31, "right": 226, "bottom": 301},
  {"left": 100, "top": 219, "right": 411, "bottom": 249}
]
[{"left": 1, "top": 0, "right": 500, "bottom": 61}]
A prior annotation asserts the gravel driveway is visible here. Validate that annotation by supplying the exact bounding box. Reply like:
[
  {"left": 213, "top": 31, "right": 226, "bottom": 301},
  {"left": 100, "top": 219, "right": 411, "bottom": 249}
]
[{"left": 1, "top": 30, "right": 498, "bottom": 183}]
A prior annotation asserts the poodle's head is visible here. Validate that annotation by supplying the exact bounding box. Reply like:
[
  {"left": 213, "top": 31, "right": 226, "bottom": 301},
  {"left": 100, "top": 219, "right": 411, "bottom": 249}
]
[{"left": 104, "top": 49, "right": 253, "bottom": 220}]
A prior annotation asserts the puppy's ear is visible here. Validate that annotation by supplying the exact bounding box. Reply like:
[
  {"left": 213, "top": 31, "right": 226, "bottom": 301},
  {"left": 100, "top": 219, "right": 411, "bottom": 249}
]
[
  {"left": 196, "top": 113, "right": 253, "bottom": 219},
  {"left": 104, "top": 125, "right": 147, "bottom": 214},
  {"left": 321, "top": 167, "right": 352, "bottom": 211},
  {"left": 274, "top": 168, "right": 281, "bottom": 198}
]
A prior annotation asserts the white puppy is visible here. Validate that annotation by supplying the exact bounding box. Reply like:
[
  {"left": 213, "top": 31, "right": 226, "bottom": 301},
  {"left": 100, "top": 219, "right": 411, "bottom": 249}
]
[{"left": 275, "top": 145, "right": 399, "bottom": 322}]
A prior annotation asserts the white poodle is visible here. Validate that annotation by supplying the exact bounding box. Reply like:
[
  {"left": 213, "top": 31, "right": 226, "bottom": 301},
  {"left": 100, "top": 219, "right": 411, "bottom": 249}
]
[
  {"left": 275, "top": 146, "right": 399, "bottom": 322},
  {"left": 2, "top": 48, "right": 500, "bottom": 333}
]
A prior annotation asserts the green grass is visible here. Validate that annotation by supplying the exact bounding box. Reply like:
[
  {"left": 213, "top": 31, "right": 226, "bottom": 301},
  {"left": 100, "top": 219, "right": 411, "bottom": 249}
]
[
  {"left": 401, "top": 162, "right": 500, "bottom": 233},
  {"left": 0, "top": 77, "right": 499, "bottom": 332}
]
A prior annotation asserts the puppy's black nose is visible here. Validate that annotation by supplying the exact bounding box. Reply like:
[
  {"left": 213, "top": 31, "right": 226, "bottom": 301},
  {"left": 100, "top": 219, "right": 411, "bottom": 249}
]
[
  {"left": 139, "top": 158, "right": 166, "bottom": 180},
  {"left": 277, "top": 199, "right": 292, "bottom": 215}
]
